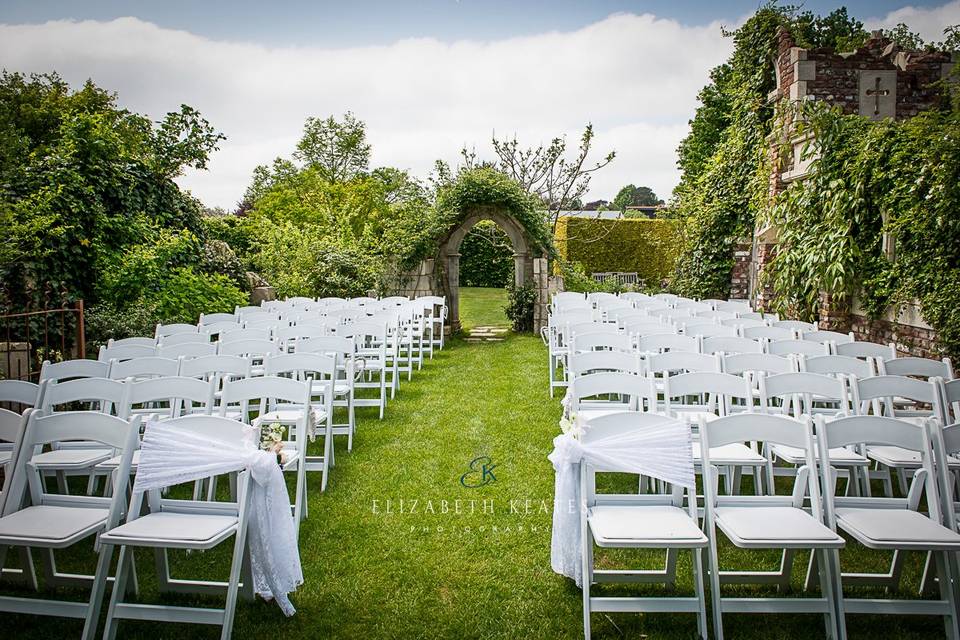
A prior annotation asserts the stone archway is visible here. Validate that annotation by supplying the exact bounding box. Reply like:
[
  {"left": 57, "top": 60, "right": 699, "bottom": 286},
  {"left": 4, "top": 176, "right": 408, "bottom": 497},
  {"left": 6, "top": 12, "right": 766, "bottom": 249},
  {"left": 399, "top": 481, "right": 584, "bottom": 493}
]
[{"left": 395, "top": 205, "right": 550, "bottom": 333}]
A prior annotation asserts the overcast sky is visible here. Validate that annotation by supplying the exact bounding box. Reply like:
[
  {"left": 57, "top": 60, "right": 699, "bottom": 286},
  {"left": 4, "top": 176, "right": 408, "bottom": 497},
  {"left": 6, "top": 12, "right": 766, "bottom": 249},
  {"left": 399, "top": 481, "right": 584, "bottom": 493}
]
[{"left": 1, "top": 1, "right": 957, "bottom": 209}]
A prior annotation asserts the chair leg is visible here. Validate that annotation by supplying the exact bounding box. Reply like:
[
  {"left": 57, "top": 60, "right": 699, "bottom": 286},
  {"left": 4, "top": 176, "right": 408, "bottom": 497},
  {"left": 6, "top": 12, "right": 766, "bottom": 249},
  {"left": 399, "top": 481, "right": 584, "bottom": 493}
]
[
  {"left": 103, "top": 545, "right": 134, "bottom": 640},
  {"left": 221, "top": 514, "right": 251, "bottom": 640},
  {"left": 692, "top": 547, "right": 709, "bottom": 640},
  {"left": 581, "top": 533, "right": 592, "bottom": 640},
  {"left": 815, "top": 549, "right": 841, "bottom": 640},
  {"left": 706, "top": 529, "right": 724, "bottom": 640},
  {"left": 935, "top": 551, "right": 960, "bottom": 640},
  {"left": 81, "top": 543, "right": 114, "bottom": 640}
]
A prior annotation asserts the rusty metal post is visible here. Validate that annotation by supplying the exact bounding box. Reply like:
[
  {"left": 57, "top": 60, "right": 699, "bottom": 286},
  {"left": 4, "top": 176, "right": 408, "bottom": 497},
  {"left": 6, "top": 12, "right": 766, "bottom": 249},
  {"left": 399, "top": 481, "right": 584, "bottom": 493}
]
[{"left": 76, "top": 299, "right": 86, "bottom": 360}]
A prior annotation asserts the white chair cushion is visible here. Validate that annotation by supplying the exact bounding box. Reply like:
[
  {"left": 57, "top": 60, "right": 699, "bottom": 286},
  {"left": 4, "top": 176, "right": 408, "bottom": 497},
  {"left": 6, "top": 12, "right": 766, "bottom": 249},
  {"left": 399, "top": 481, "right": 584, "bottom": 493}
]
[
  {"left": 715, "top": 506, "right": 843, "bottom": 547},
  {"left": 836, "top": 508, "right": 960, "bottom": 549},
  {"left": 0, "top": 505, "right": 108, "bottom": 546},
  {"left": 588, "top": 505, "right": 706, "bottom": 546},
  {"left": 692, "top": 442, "right": 765, "bottom": 465},
  {"left": 771, "top": 444, "right": 868, "bottom": 466},
  {"left": 102, "top": 512, "right": 238, "bottom": 545},
  {"left": 30, "top": 448, "right": 113, "bottom": 469},
  {"left": 96, "top": 450, "right": 141, "bottom": 470},
  {"left": 866, "top": 445, "right": 960, "bottom": 468}
]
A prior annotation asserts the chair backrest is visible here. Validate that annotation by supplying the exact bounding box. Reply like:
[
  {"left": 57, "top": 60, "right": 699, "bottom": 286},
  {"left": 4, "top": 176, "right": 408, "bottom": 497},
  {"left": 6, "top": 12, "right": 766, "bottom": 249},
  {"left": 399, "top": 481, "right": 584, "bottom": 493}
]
[
  {"left": 648, "top": 308, "right": 693, "bottom": 321},
  {"left": 738, "top": 311, "right": 773, "bottom": 321},
  {"left": 686, "top": 324, "right": 738, "bottom": 339},
  {"left": 802, "top": 329, "right": 854, "bottom": 345},
  {"left": 158, "top": 341, "right": 218, "bottom": 360},
  {"left": 0, "top": 380, "right": 40, "bottom": 408},
  {"left": 98, "top": 343, "right": 156, "bottom": 363},
  {"left": 199, "top": 312, "right": 237, "bottom": 325},
  {"left": 220, "top": 376, "right": 313, "bottom": 440},
  {"left": 852, "top": 374, "right": 941, "bottom": 420},
  {"left": 263, "top": 352, "right": 337, "bottom": 389},
  {"left": 758, "top": 372, "right": 849, "bottom": 417},
  {"left": 623, "top": 320, "right": 676, "bottom": 339},
  {"left": 571, "top": 331, "right": 633, "bottom": 354},
  {"left": 637, "top": 333, "right": 699, "bottom": 354},
  {"left": 606, "top": 308, "right": 647, "bottom": 324},
  {"left": 220, "top": 327, "right": 273, "bottom": 343},
  {"left": 551, "top": 309, "right": 594, "bottom": 328},
  {"left": 722, "top": 352, "right": 793, "bottom": 376},
  {"left": 567, "top": 321, "right": 617, "bottom": 337},
  {"left": 801, "top": 354, "right": 873, "bottom": 379},
  {"left": 568, "top": 351, "right": 642, "bottom": 379},
  {"left": 647, "top": 351, "right": 720, "bottom": 376},
  {"left": 155, "top": 323, "right": 200, "bottom": 338},
  {"left": 569, "top": 372, "right": 656, "bottom": 413},
  {"left": 108, "top": 336, "right": 156, "bottom": 348},
  {"left": 942, "top": 378, "right": 960, "bottom": 424},
  {"left": 108, "top": 356, "right": 180, "bottom": 381},
  {"left": 701, "top": 336, "right": 763, "bottom": 356},
  {"left": 767, "top": 339, "right": 830, "bottom": 357},
  {"left": 835, "top": 340, "right": 896, "bottom": 361},
  {"left": 39, "top": 358, "right": 110, "bottom": 382},
  {"left": 217, "top": 338, "right": 278, "bottom": 358},
  {"left": 40, "top": 377, "right": 128, "bottom": 415},
  {"left": 663, "top": 372, "right": 752, "bottom": 418},
  {"left": 296, "top": 335, "right": 354, "bottom": 358},
  {"left": 880, "top": 356, "right": 954, "bottom": 381},
  {"left": 721, "top": 317, "right": 765, "bottom": 329},
  {"left": 695, "top": 310, "right": 737, "bottom": 321},
  {"left": 773, "top": 320, "right": 816, "bottom": 332},
  {"left": 177, "top": 354, "right": 252, "bottom": 381},
  {"left": 716, "top": 300, "right": 752, "bottom": 314},
  {"left": 743, "top": 325, "right": 795, "bottom": 341},
  {"left": 124, "top": 376, "right": 215, "bottom": 418},
  {"left": 159, "top": 331, "right": 211, "bottom": 347},
  {"left": 2, "top": 411, "right": 140, "bottom": 519},
  {"left": 202, "top": 320, "right": 242, "bottom": 337}
]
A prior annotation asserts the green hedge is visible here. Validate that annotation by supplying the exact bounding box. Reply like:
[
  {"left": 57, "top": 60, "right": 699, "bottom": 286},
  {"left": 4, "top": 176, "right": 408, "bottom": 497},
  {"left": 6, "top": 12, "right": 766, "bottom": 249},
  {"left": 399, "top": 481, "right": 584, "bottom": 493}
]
[
  {"left": 459, "top": 221, "right": 514, "bottom": 287},
  {"left": 555, "top": 217, "right": 682, "bottom": 287}
]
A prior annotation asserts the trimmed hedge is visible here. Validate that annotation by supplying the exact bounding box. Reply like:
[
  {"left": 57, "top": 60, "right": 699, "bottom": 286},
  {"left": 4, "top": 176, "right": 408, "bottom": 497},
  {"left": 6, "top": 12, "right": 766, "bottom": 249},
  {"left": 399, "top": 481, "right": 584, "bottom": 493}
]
[
  {"left": 555, "top": 217, "right": 682, "bottom": 287},
  {"left": 460, "top": 221, "right": 514, "bottom": 287}
]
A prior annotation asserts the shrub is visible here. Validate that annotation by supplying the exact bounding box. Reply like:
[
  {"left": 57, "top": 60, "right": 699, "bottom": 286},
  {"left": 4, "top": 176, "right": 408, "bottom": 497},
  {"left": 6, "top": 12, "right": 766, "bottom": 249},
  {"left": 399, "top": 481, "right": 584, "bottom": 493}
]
[
  {"left": 154, "top": 267, "right": 247, "bottom": 323},
  {"left": 459, "top": 221, "right": 514, "bottom": 287},
  {"left": 84, "top": 302, "right": 162, "bottom": 354},
  {"left": 554, "top": 217, "right": 681, "bottom": 287},
  {"left": 201, "top": 239, "right": 247, "bottom": 288},
  {"left": 504, "top": 282, "right": 536, "bottom": 333}
]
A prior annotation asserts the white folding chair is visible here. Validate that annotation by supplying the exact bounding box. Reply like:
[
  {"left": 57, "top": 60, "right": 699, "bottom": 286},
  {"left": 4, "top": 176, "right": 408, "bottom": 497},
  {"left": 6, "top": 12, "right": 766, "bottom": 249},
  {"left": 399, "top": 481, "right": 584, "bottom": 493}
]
[
  {"left": 637, "top": 333, "right": 699, "bottom": 355},
  {"left": 199, "top": 312, "right": 237, "bottom": 325},
  {"left": 0, "top": 411, "right": 140, "bottom": 639},
  {"left": 567, "top": 372, "right": 657, "bottom": 424},
  {"left": 97, "top": 415, "right": 256, "bottom": 640},
  {"left": 341, "top": 322, "right": 388, "bottom": 419},
  {"left": 567, "top": 351, "right": 643, "bottom": 381},
  {"left": 880, "top": 355, "right": 955, "bottom": 380},
  {"left": 155, "top": 322, "right": 201, "bottom": 338},
  {"left": 817, "top": 414, "right": 960, "bottom": 636},
  {"left": 802, "top": 329, "right": 855, "bottom": 349},
  {"left": 296, "top": 336, "right": 357, "bottom": 449},
  {"left": 221, "top": 376, "right": 312, "bottom": 522},
  {"left": 773, "top": 319, "right": 817, "bottom": 333},
  {"left": 263, "top": 352, "right": 337, "bottom": 484},
  {"left": 742, "top": 325, "right": 794, "bottom": 342},
  {"left": 580, "top": 412, "right": 708, "bottom": 639},
  {"left": 158, "top": 331, "right": 211, "bottom": 347},
  {"left": 664, "top": 372, "right": 763, "bottom": 495},
  {"left": 571, "top": 331, "right": 632, "bottom": 354},
  {"left": 701, "top": 336, "right": 763, "bottom": 356},
  {"left": 767, "top": 339, "right": 830, "bottom": 357},
  {"left": 835, "top": 340, "right": 896, "bottom": 361},
  {"left": 106, "top": 337, "right": 155, "bottom": 348},
  {"left": 702, "top": 413, "right": 844, "bottom": 640}
]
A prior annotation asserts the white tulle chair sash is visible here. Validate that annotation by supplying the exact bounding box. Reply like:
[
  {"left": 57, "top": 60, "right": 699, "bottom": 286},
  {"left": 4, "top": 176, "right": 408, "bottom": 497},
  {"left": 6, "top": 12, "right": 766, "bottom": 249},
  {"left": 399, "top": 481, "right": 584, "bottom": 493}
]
[
  {"left": 548, "top": 415, "right": 694, "bottom": 587},
  {"left": 133, "top": 420, "right": 304, "bottom": 615}
]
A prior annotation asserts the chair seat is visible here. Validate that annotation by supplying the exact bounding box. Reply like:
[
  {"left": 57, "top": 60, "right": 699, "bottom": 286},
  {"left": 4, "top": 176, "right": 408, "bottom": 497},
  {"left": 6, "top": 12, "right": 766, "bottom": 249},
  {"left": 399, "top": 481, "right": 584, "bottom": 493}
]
[
  {"left": 31, "top": 448, "right": 113, "bottom": 469},
  {"left": 577, "top": 407, "right": 636, "bottom": 424},
  {"left": 96, "top": 449, "right": 142, "bottom": 470},
  {"left": 835, "top": 508, "right": 960, "bottom": 550},
  {"left": 715, "top": 506, "right": 844, "bottom": 549},
  {"left": 588, "top": 505, "right": 707, "bottom": 548},
  {"left": 101, "top": 512, "right": 238, "bottom": 550},
  {"left": 692, "top": 442, "right": 765, "bottom": 465},
  {"left": 770, "top": 444, "right": 868, "bottom": 466},
  {"left": 0, "top": 505, "right": 108, "bottom": 548},
  {"left": 866, "top": 445, "right": 960, "bottom": 469}
]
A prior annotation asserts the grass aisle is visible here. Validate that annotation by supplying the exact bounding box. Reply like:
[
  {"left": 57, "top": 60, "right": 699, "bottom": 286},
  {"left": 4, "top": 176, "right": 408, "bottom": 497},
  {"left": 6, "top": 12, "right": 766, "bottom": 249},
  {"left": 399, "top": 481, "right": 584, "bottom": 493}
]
[{"left": 4, "top": 287, "right": 943, "bottom": 638}]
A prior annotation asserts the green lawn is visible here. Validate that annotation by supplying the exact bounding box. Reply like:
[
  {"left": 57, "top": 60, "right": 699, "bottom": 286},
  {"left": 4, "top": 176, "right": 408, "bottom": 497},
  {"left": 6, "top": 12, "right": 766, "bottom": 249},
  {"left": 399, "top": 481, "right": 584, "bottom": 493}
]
[
  {"left": 2, "top": 289, "right": 945, "bottom": 639},
  {"left": 458, "top": 286, "right": 509, "bottom": 331}
]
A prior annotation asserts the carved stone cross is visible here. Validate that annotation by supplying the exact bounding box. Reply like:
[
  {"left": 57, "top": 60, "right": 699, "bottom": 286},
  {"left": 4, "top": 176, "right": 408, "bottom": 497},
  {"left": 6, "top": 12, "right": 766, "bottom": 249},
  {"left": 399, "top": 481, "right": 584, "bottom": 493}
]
[{"left": 865, "top": 76, "right": 891, "bottom": 116}]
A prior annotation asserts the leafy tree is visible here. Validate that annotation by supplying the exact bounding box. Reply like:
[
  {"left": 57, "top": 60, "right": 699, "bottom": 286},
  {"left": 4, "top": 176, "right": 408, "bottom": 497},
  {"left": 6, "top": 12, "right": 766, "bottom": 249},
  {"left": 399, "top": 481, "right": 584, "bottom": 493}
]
[
  {"left": 612, "top": 184, "right": 662, "bottom": 211},
  {"left": 294, "top": 111, "right": 371, "bottom": 183},
  {"left": 791, "top": 7, "right": 867, "bottom": 50}
]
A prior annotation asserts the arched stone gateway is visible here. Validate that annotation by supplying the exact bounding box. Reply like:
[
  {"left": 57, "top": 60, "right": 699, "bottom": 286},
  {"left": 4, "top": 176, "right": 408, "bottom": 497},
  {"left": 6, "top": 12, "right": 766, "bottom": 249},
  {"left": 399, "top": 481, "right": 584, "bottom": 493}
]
[{"left": 396, "top": 204, "right": 550, "bottom": 333}]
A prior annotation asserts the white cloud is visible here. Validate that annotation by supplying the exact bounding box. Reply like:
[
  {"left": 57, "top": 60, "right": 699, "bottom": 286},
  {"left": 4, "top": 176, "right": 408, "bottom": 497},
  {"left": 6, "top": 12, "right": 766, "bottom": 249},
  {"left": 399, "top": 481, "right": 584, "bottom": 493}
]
[
  {"left": 865, "top": 0, "right": 960, "bottom": 43},
  {"left": 0, "top": 3, "right": 955, "bottom": 209},
  {"left": 0, "top": 13, "right": 731, "bottom": 207}
]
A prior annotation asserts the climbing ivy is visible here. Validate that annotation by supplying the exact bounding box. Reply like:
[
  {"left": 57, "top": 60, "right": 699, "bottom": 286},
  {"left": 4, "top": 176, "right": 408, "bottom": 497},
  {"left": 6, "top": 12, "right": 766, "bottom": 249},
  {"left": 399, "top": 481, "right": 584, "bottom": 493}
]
[
  {"left": 432, "top": 167, "right": 553, "bottom": 259},
  {"left": 764, "top": 101, "right": 960, "bottom": 360}
]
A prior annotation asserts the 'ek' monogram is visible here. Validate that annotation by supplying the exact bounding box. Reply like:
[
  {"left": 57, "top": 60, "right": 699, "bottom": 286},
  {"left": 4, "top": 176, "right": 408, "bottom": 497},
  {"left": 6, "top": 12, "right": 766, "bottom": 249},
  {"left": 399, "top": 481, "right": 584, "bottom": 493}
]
[{"left": 460, "top": 456, "right": 497, "bottom": 488}]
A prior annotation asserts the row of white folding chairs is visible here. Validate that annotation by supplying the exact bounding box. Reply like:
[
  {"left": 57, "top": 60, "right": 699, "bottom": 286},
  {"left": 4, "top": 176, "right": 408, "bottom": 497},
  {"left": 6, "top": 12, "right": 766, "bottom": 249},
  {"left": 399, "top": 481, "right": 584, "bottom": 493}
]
[
  {"left": 552, "top": 291, "right": 757, "bottom": 316},
  {"left": 578, "top": 409, "right": 960, "bottom": 639},
  {"left": 0, "top": 409, "right": 279, "bottom": 638}
]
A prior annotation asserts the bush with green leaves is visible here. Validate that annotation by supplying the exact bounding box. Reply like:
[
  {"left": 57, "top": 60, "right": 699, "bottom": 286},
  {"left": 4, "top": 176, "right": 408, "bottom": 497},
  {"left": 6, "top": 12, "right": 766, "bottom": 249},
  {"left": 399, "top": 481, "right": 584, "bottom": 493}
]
[
  {"left": 459, "top": 221, "right": 514, "bottom": 287},
  {"left": 85, "top": 302, "right": 162, "bottom": 353},
  {"left": 154, "top": 267, "right": 247, "bottom": 323},
  {"left": 504, "top": 281, "right": 536, "bottom": 333}
]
